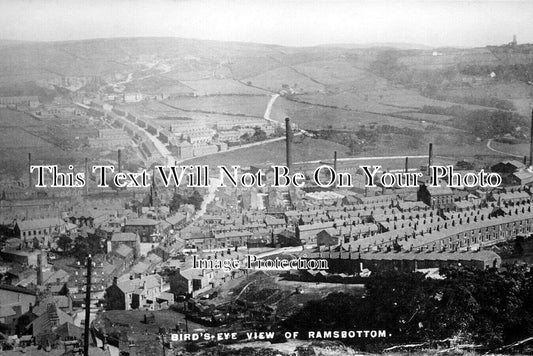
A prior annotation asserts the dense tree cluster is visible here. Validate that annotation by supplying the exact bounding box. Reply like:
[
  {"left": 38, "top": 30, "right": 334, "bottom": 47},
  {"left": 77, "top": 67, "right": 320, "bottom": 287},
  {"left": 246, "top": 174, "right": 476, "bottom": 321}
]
[
  {"left": 423, "top": 92, "right": 516, "bottom": 111},
  {"left": 369, "top": 50, "right": 407, "bottom": 82},
  {"left": 71, "top": 233, "right": 106, "bottom": 260},
  {"left": 284, "top": 265, "right": 533, "bottom": 348},
  {"left": 240, "top": 127, "right": 268, "bottom": 143},
  {"left": 459, "top": 63, "right": 533, "bottom": 84},
  {"left": 316, "top": 125, "right": 425, "bottom": 154},
  {"left": 53, "top": 233, "right": 105, "bottom": 260},
  {"left": 421, "top": 105, "right": 527, "bottom": 139},
  {"left": 169, "top": 190, "right": 204, "bottom": 212},
  {"left": 368, "top": 49, "right": 519, "bottom": 112}
]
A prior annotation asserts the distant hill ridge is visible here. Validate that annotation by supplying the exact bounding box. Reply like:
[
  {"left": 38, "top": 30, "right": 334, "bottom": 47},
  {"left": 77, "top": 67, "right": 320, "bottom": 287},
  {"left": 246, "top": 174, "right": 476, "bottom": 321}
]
[{"left": 0, "top": 36, "right": 458, "bottom": 50}]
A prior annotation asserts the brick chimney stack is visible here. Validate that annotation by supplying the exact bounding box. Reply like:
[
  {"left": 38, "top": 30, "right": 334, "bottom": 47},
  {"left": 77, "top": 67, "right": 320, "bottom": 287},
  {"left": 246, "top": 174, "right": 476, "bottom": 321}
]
[
  {"left": 37, "top": 252, "right": 43, "bottom": 286},
  {"left": 427, "top": 143, "right": 433, "bottom": 175},
  {"left": 285, "top": 117, "right": 292, "bottom": 170},
  {"left": 529, "top": 110, "right": 533, "bottom": 167},
  {"left": 28, "top": 153, "right": 32, "bottom": 188}
]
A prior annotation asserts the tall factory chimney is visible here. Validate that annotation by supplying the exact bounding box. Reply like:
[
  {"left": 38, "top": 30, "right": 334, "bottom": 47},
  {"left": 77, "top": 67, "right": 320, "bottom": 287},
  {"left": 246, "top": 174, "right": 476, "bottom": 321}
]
[
  {"left": 28, "top": 153, "right": 32, "bottom": 188},
  {"left": 285, "top": 117, "right": 292, "bottom": 170},
  {"left": 84, "top": 157, "right": 89, "bottom": 196},
  {"left": 427, "top": 143, "right": 433, "bottom": 175},
  {"left": 530, "top": 110, "right": 533, "bottom": 167},
  {"left": 118, "top": 149, "right": 122, "bottom": 173},
  {"left": 333, "top": 151, "right": 338, "bottom": 188},
  {"left": 37, "top": 252, "right": 43, "bottom": 286}
]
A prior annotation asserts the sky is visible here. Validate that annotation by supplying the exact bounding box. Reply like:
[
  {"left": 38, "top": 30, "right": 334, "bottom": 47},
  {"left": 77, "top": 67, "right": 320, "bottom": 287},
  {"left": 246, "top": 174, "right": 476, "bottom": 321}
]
[{"left": 0, "top": 0, "right": 532, "bottom": 47}]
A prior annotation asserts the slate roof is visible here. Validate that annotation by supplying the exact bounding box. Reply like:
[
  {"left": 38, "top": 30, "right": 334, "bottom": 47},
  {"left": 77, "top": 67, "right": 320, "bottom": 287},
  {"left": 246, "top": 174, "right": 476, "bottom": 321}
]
[
  {"left": 124, "top": 218, "right": 159, "bottom": 226},
  {"left": 115, "top": 274, "right": 161, "bottom": 294},
  {"left": 426, "top": 186, "right": 454, "bottom": 196},
  {"left": 308, "top": 249, "right": 500, "bottom": 263},
  {"left": 114, "top": 244, "right": 133, "bottom": 258},
  {"left": 111, "top": 232, "right": 138, "bottom": 242},
  {"left": 17, "top": 218, "right": 65, "bottom": 231},
  {"left": 29, "top": 303, "right": 73, "bottom": 337}
]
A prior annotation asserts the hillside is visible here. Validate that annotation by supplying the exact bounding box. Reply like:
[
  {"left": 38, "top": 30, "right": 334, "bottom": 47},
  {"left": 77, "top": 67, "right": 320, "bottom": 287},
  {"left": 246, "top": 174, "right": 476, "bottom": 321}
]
[{"left": 1, "top": 37, "right": 533, "bottom": 173}]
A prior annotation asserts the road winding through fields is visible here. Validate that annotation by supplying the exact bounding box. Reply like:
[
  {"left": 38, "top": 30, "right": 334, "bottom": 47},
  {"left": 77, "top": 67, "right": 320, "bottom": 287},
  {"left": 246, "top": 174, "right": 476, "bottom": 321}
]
[
  {"left": 486, "top": 139, "right": 523, "bottom": 158},
  {"left": 176, "top": 93, "right": 301, "bottom": 163},
  {"left": 109, "top": 94, "right": 434, "bottom": 170},
  {"left": 263, "top": 94, "right": 280, "bottom": 123},
  {"left": 176, "top": 93, "right": 430, "bottom": 166}
]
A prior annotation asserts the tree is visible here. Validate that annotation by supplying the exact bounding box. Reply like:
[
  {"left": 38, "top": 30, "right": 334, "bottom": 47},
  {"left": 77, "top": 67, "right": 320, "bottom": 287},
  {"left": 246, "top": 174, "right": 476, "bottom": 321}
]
[
  {"left": 284, "top": 266, "right": 533, "bottom": 348},
  {"left": 169, "top": 193, "right": 184, "bottom": 213},
  {"left": 514, "top": 236, "right": 524, "bottom": 256},
  {"left": 57, "top": 234, "right": 72, "bottom": 253},
  {"left": 272, "top": 125, "right": 285, "bottom": 137},
  {"left": 169, "top": 191, "right": 203, "bottom": 212},
  {"left": 71, "top": 233, "right": 104, "bottom": 261},
  {"left": 251, "top": 127, "right": 267, "bottom": 142},
  {"left": 348, "top": 139, "right": 359, "bottom": 155},
  {"left": 187, "top": 190, "right": 204, "bottom": 211},
  {"left": 406, "top": 135, "right": 422, "bottom": 149},
  {"left": 240, "top": 133, "right": 251, "bottom": 142},
  {"left": 71, "top": 236, "right": 89, "bottom": 261}
]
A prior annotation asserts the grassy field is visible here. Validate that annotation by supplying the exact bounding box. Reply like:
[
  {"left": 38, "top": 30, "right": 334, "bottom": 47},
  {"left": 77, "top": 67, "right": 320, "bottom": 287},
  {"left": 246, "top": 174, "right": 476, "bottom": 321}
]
[
  {"left": 226, "top": 56, "right": 287, "bottom": 79},
  {"left": 118, "top": 101, "right": 182, "bottom": 119},
  {"left": 291, "top": 58, "right": 377, "bottom": 86},
  {"left": 512, "top": 97, "right": 533, "bottom": 117},
  {"left": 0, "top": 109, "right": 80, "bottom": 177},
  {"left": 1, "top": 38, "right": 532, "bottom": 182},
  {"left": 184, "top": 138, "right": 350, "bottom": 166},
  {"left": 183, "top": 133, "right": 495, "bottom": 169},
  {"left": 181, "top": 78, "right": 270, "bottom": 95},
  {"left": 124, "top": 75, "right": 195, "bottom": 95},
  {"left": 489, "top": 140, "right": 532, "bottom": 158},
  {"left": 397, "top": 48, "right": 499, "bottom": 68},
  {"left": 164, "top": 68, "right": 214, "bottom": 81},
  {"left": 443, "top": 82, "right": 532, "bottom": 99},
  {"left": 397, "top": 112, "right": 456, "bottom": 123},
  {"left": 297, "top": 92, "right": 401, "bottom": 114},
  {"left": 269, "top": 96, "right": 430, "bottom": 130},
  {"left": 164, "top": 95, "right": 270, "bottom": 118},
  {"left": 242, "top": 66, "right": 325, "bottom": 93},
  {"left": 0, "top": 128, "right": 54, "bottom": 149}
]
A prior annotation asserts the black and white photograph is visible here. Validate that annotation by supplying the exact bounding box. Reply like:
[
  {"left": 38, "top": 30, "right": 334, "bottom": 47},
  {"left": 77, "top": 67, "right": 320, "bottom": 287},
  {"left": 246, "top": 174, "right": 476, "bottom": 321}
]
[{"left": 1, "top": 0, "right": 533, "bottom": 355}]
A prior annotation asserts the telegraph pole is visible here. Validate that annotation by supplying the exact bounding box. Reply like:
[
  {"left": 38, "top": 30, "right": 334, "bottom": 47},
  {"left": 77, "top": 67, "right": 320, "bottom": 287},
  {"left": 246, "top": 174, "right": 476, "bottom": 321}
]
[{"left": 84, "top": 255, "right": 92, "bottom": 356}]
